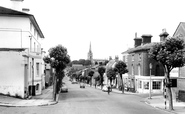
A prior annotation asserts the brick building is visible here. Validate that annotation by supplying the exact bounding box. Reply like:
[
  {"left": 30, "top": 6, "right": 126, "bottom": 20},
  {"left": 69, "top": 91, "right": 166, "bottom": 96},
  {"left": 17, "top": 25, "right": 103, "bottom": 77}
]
[
  {"left": 173, "top": 22, "right": 185, "bottom": 101},
  {"left": 122, "top": 33, "right": 168, "bottom": 93}
]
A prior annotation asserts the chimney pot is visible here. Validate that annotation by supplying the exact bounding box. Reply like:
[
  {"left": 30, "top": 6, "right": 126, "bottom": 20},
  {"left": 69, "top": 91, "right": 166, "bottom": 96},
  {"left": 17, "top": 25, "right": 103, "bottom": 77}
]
[
  {"left": 141, "top": 34, "right": 152, "bottom": 45},
  {"left": 159, "top": 29, "right": 169, "bottom": 42}
]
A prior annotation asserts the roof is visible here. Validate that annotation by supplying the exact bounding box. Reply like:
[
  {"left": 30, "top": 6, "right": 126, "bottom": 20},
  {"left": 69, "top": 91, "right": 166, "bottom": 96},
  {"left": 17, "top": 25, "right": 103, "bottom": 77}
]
[
  {"left": 122, "top": 42, "right": 157, "bottom": 54},
  {"left": 159, "top": 31, "right": 169, "bottom": 37},
  {"left": 173, "top": 22, "right": 185, "bottom": 38},
  {"left": 0, "top": 6, "right": 44, "bottom": 38},
  {"left": 106, "top": 59, "right": 117, "bottom": 70}
]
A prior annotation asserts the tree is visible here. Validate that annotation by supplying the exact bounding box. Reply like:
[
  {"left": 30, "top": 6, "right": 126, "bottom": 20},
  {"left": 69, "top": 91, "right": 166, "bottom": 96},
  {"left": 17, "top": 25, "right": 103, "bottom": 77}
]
[
  {"left": 84, "top": 60, "right": 92, "bottom": 66},
  {"left": 98, "top": 66, "right": 106, "bottom": 89},
  {"left": 106, "top": 68, "right": 117, "bottom": 87},
  {"left": 104, "top": 60, "right": 109, "bottom": 65},
  {"left": 149, "top": 37, "right": 185, "bottom": 110},
  {"left": 78, "top": 59, "right": 86, "bottom": 65},
  {"left": 88, "top": 70, "right": 94, "bottom": 86},
  {"left": 43, "top": 44, "right": 70, "bottom": 101},
  {"left": 114, "top": 61, "right": 128, "bottom": 93}
]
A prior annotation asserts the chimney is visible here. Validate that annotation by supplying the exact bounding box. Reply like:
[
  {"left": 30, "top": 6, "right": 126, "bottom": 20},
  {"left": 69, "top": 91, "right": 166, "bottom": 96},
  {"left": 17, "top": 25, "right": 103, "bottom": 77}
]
[
  {"left": 141, "top": 34, "right": 152, "bottom": 45},
  {"left": 10, "top": 0, "right": 24, "bottom": 11},
  {"left": 115, "top": 56, "right": 119, "bottom": 62},
  {"left": 159, "top": 29, "right": 169, "bottom": 42},
  {"left": 134, "top": 32, "right": 142, "bottom": 47},
  {"left": 109, "top": 56, "right": 112, "bottom": 61}
]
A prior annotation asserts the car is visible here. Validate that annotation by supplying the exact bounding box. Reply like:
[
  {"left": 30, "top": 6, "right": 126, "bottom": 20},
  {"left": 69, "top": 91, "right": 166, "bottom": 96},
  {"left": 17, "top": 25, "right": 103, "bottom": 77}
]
[
  {"left": 102, "top": 85, "right": 112, "bottom": 92},
  {"left": 60, "top": 84, "right": 68, "bottom": 93},
  {"left": 80, "top": 83, "right": 85, "bottom": 88},
  {"left": 72, "top": 80, "right": 78, "bottom": 84}
]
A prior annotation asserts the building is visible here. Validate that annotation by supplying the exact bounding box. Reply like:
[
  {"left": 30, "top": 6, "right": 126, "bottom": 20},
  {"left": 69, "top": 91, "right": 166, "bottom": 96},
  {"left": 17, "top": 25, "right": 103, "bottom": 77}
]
[
  {"left": 87, "top": 42, "right": 107, "bottom": 65},
  {"left": 105, "top": 56, "right": 120, "bottom": 88},
  {"left": 122, "top": 32, "right": 167, "bottom": 93},
  {"left": 87, "top": 42, "right": 93, "bottom": 63},
  {"left": 0, "top": 1, "right": 44, "bottom": 98},
  {"left": 173, "top": 22, "right": 185, "bottom": 101}
]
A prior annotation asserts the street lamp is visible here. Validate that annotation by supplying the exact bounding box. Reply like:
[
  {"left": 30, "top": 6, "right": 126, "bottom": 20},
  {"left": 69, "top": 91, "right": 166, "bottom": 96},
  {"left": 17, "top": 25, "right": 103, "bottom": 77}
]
[{"left": 149, "top": 63, "right": 152, "bottom": 99}]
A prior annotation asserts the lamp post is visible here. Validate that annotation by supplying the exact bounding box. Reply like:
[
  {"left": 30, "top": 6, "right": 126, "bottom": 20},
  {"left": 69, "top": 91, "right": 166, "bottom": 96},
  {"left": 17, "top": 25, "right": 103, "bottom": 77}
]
[
  {"left": 149, "top": 63, "right": 152, "bottom": 99},
  {"left": 51, "top": 57, "right": 56, "bottom": 101}
]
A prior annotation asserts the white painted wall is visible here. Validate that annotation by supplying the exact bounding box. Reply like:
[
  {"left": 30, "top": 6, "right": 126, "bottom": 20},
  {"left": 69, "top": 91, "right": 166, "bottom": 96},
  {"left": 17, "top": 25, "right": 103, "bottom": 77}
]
[
  {"left": 0, "top": 14, "right": 43, "bottom": 96},
  {"left": 0, "top": 51, "right": 25, "bottom": 98},
  {"left": 0, "top": 16, "right": 41, "bottom": 53}
]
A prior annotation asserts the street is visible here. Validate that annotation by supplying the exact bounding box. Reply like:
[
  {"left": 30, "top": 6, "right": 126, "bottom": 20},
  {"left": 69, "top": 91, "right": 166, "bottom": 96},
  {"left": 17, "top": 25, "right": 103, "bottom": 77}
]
[{"left": 0, "top": 77, "right": 172, "bottom": 114}]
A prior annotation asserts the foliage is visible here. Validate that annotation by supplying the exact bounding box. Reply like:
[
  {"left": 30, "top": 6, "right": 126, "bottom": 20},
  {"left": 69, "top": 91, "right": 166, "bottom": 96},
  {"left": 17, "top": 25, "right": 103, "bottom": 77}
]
[
  {"left": 148, "top": 37, "right": 185, "bottom": 110},
  {"left": 49, "top": 45, "right": 71, "bottom": 72},
  {"left": 104, "top": 60, "right": 109, "bottom": 65},
  {"left": 70, "top": 59, "right": 92, "bottom": 66},
  {"left": 88, "top": 70, "right": 94, "bottom": 77},
  {"left": 114, "top": 61, "right": 128, "bottom": 77},
  {"left": 44, "top": 44, "right": 70, "bottom": 101},
  {"left": 106, "top": 68, "right": 117, "bottom": 80},
  {"left": 149, "top": 38, "right": 185, "bottom": 71},
  {"left": 98, "top": 67, "right": 106, "bottom": 77},
  {"left": 114, "top": 60, "right": 128, "bottom": 93},
  {"left": 43, "top": 55, "right": 51, "bottom": 64},
  {"left": 84, "top": 60, "right": 92, "bottom": 66},
  {"left": 98, "top": 66, "right": 106, "bottom": 88}
]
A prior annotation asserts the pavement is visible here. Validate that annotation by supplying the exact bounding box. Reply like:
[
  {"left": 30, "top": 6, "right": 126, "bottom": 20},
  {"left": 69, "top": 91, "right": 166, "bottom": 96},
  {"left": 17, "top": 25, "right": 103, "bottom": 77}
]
[
  {"left": 0, "top": 86, "right": 59, "bottom": 107},
  {"left": 145, "top": 96, "right": 185, "bottom": 114}
]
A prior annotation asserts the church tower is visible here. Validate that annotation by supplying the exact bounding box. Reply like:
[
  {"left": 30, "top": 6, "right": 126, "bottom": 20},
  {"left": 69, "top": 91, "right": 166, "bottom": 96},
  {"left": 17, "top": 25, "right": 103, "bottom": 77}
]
[{"left": 87, "top": 42, "right": 93, "bottom": 62}]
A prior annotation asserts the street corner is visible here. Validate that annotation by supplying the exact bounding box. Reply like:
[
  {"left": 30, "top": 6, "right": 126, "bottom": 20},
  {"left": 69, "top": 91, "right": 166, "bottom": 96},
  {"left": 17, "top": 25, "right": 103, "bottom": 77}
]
[{"left": 0, "top": 99, "right": 58, "bottom": 107}]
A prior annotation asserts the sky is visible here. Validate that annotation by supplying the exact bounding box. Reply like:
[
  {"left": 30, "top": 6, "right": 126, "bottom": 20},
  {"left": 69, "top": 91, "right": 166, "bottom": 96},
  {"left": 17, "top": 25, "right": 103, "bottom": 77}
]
[{"left": 13, "top": 0, "right": 185, "bottom": 60}]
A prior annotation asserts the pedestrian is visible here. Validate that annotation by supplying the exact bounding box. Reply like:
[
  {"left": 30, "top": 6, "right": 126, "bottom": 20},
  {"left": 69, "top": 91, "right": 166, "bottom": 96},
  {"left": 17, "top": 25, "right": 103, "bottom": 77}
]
[{"left": 107, "top": 85, "right": 111, "bottom": 95}]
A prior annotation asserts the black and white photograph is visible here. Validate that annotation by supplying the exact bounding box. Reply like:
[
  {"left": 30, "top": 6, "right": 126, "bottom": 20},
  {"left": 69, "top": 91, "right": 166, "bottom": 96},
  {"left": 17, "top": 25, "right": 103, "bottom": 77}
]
[{"left": 0, "top": 0, "right": 185, "bottom": 114}]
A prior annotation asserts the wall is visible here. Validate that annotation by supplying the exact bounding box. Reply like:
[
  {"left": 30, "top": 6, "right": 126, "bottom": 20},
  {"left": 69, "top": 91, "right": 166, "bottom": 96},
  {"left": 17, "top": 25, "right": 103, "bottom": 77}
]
[
  {"left": 0, "top": 51, "right": 24, "bottom": 98},
  {"left": 0, "top": 16, "right": 41, "bottom": 53}
]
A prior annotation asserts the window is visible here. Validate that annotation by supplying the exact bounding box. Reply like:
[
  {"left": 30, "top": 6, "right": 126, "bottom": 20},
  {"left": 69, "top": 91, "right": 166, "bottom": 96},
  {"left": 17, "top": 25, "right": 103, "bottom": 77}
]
[
  {"left": 138, "top": 65, "right": 141, "bottom": 76},
  {"left": 30, "top": 23, "right": 33, "bottom": 32},
  {"left": 125, "top": 55, "right": 128, "bottom": 62},
  {"left": 30, "top": 37, "right": 32, "bottom": 51},
  {"left": 36, "top": 63, "right": 39, "bottom": 76},
  {"left": 34, "top": 42, "right": 36, "bottom": 52},
  {"left": 37, "top": 45, "right": 39, "bottom": 53},
  {"left": 144, "top": 81, "right": 149, "bottom": 89},
  {"left": 139, "top": 81, "right": 142, "bottom": 88},
  {"left": 123, "top": 56, "right": 125, "bottom": 62},
  {"left": 36, "top": 84, "right": 39, "bottom": 91},
  {"left": 132, "top": 65, "right": 134, "bottom": 75},
  {"left": 132, "top": 55, "right": 134, "bottom": 61},
  {"left": 34, "top": 29, "right": 37, "bottom": 37},
  {"left": 138, "top": 54, "right": 141, "bottom": 61},
  {"left": 153, "top": 81, "right": 161, "bottom": 89}
]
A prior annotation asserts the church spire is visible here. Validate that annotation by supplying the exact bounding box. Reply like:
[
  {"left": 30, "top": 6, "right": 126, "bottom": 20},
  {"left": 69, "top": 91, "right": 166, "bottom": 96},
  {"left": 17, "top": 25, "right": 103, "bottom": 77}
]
[
  {"left": 89, "top": 42, "right": 92, "bottom": 52},
  {"left": 87, "top": 42, "right": 93, "bottom": 62}
]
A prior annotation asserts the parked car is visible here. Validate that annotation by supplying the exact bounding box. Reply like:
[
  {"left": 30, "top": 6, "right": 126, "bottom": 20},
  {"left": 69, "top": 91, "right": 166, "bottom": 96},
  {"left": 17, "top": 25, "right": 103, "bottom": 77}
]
[
  {"left": 102, "top": 85, "right": 112, "bottom": 92},
  {"left": 60, "top": 84, "right": 68, "bottom": 93},
  {"left": 80, "top": 83, "right": 85, "bottom": 88},
  {"left": 72, "top": 80, "right": 78, "bottom": 84}
]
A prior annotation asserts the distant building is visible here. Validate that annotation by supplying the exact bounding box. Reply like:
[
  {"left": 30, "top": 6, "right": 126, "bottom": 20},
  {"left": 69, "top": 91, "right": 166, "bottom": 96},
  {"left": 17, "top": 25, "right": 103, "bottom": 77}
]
[
  {"left": 87, "top": 42, "right": 93, "bottom": 63},
  {"left": 87, "top": 42, "right": 107, "bottom": 65},
  {"left": 72, "top": 64, "right": 85, "bottom": 71}
]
